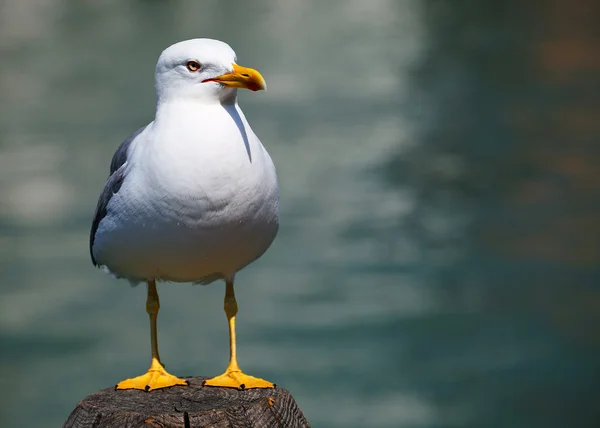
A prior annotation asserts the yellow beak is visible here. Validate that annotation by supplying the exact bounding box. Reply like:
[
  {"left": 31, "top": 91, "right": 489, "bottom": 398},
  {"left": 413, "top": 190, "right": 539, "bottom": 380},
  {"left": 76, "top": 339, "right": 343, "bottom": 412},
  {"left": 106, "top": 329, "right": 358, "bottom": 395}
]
[{"left": 204, "top": 64, "right": 267, "bottom": 92}]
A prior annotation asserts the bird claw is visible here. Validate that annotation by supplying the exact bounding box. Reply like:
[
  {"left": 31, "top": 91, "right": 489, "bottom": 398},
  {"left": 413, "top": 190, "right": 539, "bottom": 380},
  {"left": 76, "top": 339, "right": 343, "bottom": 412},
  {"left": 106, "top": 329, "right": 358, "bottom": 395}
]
[{"left": 204, "top": 370, "right": 274, "bottom": 390}]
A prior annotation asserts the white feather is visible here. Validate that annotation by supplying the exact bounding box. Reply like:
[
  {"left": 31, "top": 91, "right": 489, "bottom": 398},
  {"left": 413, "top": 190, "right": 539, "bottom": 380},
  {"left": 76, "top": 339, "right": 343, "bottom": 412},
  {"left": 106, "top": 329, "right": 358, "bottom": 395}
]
[{"left": 92, "top": 39, "right": 279, "bottom": 284}]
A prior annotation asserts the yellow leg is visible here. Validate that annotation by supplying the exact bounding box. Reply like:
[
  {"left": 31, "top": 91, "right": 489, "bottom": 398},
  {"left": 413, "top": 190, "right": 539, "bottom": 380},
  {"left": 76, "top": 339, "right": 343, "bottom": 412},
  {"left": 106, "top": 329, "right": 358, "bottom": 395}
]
[
  {"left": 116, "top": 280, "right": 188, "bottom": 391},
  {"left": 204, "top": 281, "right": 274, "bottom": 390}
]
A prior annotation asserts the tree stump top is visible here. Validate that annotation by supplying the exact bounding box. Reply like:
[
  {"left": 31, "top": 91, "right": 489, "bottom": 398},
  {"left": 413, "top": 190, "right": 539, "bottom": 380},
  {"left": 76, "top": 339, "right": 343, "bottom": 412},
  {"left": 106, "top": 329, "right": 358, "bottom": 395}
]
[{"left": 63, "top": 376, "right": 310, "bottom": 428}]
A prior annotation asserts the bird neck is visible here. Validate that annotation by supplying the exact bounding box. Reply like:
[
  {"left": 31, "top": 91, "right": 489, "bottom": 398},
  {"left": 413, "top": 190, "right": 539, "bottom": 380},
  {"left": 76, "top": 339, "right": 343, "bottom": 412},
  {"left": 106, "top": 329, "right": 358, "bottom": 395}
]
[
  {"left": 153, "top": 98, "right": 243, "bottom": 132},
  {"left": 155, "top": 97, "right": 233, "bottom": 121},
  {"left": 155, "top": 87, "right": 238, "bottom": 111}
]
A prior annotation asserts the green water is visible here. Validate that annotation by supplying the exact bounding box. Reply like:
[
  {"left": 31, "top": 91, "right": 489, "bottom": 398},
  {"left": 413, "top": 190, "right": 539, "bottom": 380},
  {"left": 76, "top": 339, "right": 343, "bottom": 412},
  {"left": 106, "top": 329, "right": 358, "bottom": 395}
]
[{"left": 1, "top": 1, "right": 599, "bottom": 427}]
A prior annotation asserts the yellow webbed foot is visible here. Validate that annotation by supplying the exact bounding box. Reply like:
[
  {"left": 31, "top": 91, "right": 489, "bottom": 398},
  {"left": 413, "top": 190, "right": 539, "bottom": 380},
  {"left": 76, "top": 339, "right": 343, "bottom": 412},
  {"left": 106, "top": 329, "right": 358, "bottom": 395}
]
[
  {"left": 116, "top": 359, "right": 188, "bottom": 391},
  {"left": 204, "top": 369, "right": 274, "bottom": 390}
]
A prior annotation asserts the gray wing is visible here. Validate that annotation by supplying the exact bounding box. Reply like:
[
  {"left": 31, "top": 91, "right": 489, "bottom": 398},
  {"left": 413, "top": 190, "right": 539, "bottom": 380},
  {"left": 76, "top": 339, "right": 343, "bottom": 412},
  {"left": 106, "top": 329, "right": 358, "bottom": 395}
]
[
  {"left": 89, "top": 126, "right": 146, "bottom": 266},
  {"left": 109, "top": 126, "right": 145, "bottom": 174}
]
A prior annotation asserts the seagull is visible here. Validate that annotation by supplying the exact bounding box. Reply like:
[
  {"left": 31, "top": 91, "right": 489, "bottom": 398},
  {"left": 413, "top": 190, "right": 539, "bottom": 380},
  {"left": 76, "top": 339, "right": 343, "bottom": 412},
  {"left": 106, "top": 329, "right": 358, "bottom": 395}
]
[{"left": 90, "top": 39, "right": 279, "bottom": 391}]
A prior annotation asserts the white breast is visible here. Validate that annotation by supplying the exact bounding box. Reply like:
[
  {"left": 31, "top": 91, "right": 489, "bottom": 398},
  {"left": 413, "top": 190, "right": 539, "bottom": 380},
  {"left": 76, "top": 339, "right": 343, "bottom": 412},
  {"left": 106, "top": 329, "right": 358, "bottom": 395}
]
[{"left": 93, "top": 102, "right": 279, "bottom": 283}]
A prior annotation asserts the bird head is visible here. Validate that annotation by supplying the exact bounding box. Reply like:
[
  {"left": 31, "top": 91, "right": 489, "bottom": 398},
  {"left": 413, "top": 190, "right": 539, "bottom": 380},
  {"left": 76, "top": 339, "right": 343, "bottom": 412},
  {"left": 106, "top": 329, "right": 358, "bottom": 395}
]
[{"left": 154, "top": 38, "right": 266, "bottom": 104}]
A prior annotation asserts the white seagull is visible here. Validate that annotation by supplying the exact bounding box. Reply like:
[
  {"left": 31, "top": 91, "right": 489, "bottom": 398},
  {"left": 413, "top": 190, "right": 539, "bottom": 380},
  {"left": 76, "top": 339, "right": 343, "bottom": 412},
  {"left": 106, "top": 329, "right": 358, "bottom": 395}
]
[{"left": 90, "top": 39, "right": 279, "bottom": 391}]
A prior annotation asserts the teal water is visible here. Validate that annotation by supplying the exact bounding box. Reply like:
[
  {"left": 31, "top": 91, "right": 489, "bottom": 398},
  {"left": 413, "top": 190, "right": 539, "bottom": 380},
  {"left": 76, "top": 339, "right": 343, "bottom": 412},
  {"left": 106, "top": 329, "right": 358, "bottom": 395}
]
[{"left": 1, "top": 1, "right": 599, "bottom": 427}]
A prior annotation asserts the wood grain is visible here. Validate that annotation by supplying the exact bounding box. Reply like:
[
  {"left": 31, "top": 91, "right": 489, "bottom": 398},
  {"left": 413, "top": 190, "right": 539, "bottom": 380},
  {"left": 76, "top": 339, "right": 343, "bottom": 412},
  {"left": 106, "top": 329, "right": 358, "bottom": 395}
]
[{"left": 63, "top": 377, "right": 310, "bottom": 428}]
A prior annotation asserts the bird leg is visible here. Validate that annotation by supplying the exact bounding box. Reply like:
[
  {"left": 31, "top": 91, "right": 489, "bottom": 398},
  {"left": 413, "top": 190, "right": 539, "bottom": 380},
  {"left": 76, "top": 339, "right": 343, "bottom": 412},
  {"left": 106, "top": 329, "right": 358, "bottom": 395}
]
[
  {"left": 116, "top": 280, "right": 188, "bottom": 391},
  {"left": 204, "top": 281, "right": 274, "bottom": 389}
]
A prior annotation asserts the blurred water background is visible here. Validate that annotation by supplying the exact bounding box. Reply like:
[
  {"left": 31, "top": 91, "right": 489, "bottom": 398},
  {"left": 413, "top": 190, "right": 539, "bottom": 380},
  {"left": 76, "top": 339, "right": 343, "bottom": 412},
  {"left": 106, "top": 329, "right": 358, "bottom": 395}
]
[{"left": 1, "top": 1, "right": 599, "bottom": 427}]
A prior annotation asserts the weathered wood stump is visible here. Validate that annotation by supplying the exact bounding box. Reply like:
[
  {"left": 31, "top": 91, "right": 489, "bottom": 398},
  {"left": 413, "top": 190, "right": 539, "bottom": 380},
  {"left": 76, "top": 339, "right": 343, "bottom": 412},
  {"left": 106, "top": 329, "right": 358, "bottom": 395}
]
[{"left": 63, "top": 377, "right": 310, "bottom": 428}]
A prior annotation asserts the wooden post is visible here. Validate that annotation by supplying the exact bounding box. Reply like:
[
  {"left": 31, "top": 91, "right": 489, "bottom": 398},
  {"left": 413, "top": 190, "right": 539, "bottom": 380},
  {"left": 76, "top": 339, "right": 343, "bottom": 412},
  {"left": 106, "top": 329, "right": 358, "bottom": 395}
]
[{"left": 63, "top": 376, "right": 310, "bottom": 428}]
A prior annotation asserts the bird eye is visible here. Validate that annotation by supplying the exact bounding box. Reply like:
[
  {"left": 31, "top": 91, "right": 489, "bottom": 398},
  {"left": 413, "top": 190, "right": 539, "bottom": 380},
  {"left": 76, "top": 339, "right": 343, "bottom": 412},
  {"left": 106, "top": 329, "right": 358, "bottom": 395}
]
[{"left": 186, "top": 61, "right": 201, "bottom": 72}]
